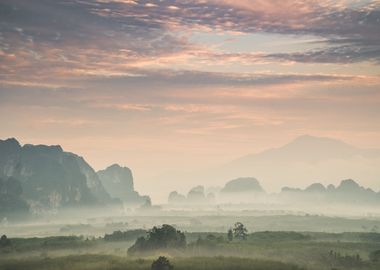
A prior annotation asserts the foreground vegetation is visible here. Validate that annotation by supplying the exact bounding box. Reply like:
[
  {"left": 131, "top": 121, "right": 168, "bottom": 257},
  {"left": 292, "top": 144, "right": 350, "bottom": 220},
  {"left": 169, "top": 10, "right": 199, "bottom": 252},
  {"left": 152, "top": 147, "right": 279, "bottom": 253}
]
[
  {"left": 0, "top": 255, "right": 306, "bottom": 270},
  {"left": 1, "top": 226, "right": 380, "bottom": 270}
]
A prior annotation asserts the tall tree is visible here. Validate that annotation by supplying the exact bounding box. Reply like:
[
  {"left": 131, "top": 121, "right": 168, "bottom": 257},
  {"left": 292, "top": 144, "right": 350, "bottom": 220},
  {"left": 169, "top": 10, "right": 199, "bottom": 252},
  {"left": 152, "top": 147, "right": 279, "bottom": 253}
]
[
  {"left": 233, "top": 222, "right": 248, "bottom": 241},
  {"left": 227, "top": 228, "right": 233, "bottom": 241}
]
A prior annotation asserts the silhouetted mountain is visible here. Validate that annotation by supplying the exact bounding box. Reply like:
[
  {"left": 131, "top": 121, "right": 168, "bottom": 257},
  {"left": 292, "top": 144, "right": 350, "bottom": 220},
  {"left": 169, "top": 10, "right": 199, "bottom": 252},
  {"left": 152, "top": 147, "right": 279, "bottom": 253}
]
[
  {"left": 0, "top": 138, "right": 112, "bottom": 215},
  {"left": 187, "top": 185, "right": 206, "bottom": 203},
  {"left": 168, "top": 186, "right": 215, "bottom": 205},
  {"left": 223, "top": 135, "right": 380, "bottom": 190},
  {"left": 280, "top": 179, "right": 379, "bottom": 205},
  {"left": 97, "top": 164, "right": 150, "bottom": 206},
  {"left": 304, "top": 183, "right": 326, "bottom": 193},
  {"left": 233, "top": 135, "right": 380, "bottom": 165},
  {"left": 166, "top": 177, "right": 380, "bottom": 208},
  {"left": 221, "top": 177, "right": 264, "bottom": 193},
  {"left": 168, "top": 191, "right": 186, "bottom": 204},
  {"left": 0, "top": 176, "right": 29, "bottom": 219}
]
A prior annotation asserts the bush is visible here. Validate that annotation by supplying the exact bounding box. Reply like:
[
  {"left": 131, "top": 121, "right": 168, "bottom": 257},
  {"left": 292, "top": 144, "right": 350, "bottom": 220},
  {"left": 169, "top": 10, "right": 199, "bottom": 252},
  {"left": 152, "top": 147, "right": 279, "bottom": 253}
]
[
  {"left": 151, "top": 256, "right": 173, "bottom": 270},
  {"left": 369, "top": 250, "right": 380, "bottom": 262},
  {"left": 128, "top": 225, "right": 186, "bottom": 255},
  {"left": 0, "top": 235, "right": 11, "bottom": 247}
]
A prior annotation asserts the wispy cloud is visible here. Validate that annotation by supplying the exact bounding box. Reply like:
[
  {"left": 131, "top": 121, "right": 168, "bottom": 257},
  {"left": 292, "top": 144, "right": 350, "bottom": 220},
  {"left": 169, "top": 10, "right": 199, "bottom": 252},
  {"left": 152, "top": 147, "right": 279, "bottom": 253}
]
[{"left": 1, "top": 0, "right": 380, "bottom": 86}]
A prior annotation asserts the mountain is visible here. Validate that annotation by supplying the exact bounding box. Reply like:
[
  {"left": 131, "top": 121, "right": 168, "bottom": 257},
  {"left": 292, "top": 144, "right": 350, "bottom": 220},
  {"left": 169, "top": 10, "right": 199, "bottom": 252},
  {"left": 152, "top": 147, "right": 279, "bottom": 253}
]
[
  {"left": 187, "top": 185, "right": 207, "bottom": 203},
  {"left": 222, "top": 135, "right": 380, "bottom": 191},
  {"left": 0, "top": 176, "right": 29, "bottom": 218},
  {"left": 168, "top": 185, "right": 216, "bottom": 205},
  {"left": 232, "top": 135, "right": 378, "bottom": 164},
  {"left": 165, "top": 176, "right": 379, "bottom": 209},
  {"left": 97, "top": 164, "right": 150, "bottom": 206},
  {"left": 168, "top": 191, "right": 187, "bottom": 204},
  {"left": 280, "top": 179, "right": 380, "bottom": 205},
  {"left": 221, "top": 177, "right": 264, "bottom": 193},
  {"left": 0, "top": 138, "right": 113, "bottom": 216}
]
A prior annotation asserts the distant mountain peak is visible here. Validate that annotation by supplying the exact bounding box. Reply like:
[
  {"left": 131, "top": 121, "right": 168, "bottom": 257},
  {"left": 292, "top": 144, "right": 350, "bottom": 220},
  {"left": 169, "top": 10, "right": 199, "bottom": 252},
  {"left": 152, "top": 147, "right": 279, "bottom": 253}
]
[
  {"left": 0, "top": 138, "right": 64, "bottom": 154},
  {"left": 221, "top": 177, "right": 264, "bottom": 193},
  {"left": 231, "top": 134, "right": 367, "bottom": 168},
  {"left": 97, "top": 164, "right": 150, "bottom": 205},
  {"left": 23, "top": 143, "right": 63, "bottom": 153},
  {"left": 104, "top": 163, "right": 129, "bottom": 171},
  {"left": 305, "top": 183, "right": 326, "bottom": 192},
  {"left": 337, "top": 179, "right": 361, "bottom": 191},
  {"left": 0, "top": 138, "right": 21, "bottom": 151},
  {"left": 292, "top": 134, "right": 321, "bottom": 142},
  {"left": 1, "top": 137, "right": 20, "bottom": 145},
  {"left": 286, "top": 134, "right": 353, "bottom": 149}
]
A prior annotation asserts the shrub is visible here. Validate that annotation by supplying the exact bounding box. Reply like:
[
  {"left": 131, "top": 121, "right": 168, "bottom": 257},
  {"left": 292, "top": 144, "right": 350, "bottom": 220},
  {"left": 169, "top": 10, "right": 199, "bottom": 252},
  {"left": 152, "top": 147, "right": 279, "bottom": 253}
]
[
  {"left": 0, "top": 235, "right": 11, "bottom": 247},
  {"left": 369, "top": 250, "right": 380, "bottom": 262},
  {"left": 151, "top": 256, "right": 173, "bottom": 270},
  {"left": 128, "top": 224, "right": 186, "bottom": 254}
]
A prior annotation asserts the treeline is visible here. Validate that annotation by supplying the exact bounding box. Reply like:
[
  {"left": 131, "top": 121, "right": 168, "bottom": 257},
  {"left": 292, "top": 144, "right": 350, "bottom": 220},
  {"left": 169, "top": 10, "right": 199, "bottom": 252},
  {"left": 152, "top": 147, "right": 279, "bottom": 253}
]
[
  {"left": 0, "top": 235, "right": 92, "bottom": 253},
  {"left": 104, "top": 229, "right": 146, "bottom": 242}
]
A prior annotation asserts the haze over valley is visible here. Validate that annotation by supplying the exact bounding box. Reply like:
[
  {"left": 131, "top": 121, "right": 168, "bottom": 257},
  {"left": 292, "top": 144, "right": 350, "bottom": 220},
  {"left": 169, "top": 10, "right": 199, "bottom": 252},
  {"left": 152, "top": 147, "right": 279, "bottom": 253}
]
[
  {"left": 1, "top": 0, "right": 380, "bottom": 269},
  {"left": 1, "top": 135, "right": 380, "bottom": 223}
]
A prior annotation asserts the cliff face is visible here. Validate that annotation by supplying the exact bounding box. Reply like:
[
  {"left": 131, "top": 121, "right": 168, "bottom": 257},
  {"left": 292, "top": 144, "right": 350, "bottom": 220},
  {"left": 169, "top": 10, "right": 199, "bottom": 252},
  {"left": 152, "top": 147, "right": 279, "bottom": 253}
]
[
  {"left": 0, "top": 138, "right": 111, "bottom": 215},
  {"left": 97, "top": 164, "right": 150, "bottom": 206},
  {"left": 0, "top": 176, "right": 29, "bottom": 217}
]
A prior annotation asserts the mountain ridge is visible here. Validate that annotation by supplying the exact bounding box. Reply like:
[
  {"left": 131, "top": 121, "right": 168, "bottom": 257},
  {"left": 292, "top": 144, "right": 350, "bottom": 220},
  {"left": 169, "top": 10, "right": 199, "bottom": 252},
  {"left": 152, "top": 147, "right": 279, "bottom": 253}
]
[{"left": 0, "top": 138, "right": 148, "bottom": 218}]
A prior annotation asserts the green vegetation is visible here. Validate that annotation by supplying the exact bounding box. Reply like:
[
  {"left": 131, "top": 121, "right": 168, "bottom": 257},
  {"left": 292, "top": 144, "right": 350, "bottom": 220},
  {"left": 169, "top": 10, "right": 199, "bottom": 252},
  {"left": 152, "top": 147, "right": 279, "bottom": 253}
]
[
  {"left": 369, "top": 250, "right": 380, "bottom": 262},
  {"left": 191, "top": 234, "right": 225, "bottom": 248},
  {"left": 0, "top": 235, "right": 93, "bottom": 254},
  {"left": 249, "top": 231, "right": 311, "bottom": 242},
  {"left": 232, "top": 222, "right": 248, "bottom": 240},
  {"left": 0, "top": 255, "right": 305, "bottom": 270},
  {"left": 151, "top": 256, "right": 173, "bottom": 270},
  {"left": 104, "top": 229, "right": 147, "bottom": 242},
  {"left": 128, "top": 224, "right": 186, "bottom": 255},
  {"left": 0, "top": 235, "right": 11, "bottom": 247},
  {"left": 1, "top": 227, "right": 380, "bottom": 270}
]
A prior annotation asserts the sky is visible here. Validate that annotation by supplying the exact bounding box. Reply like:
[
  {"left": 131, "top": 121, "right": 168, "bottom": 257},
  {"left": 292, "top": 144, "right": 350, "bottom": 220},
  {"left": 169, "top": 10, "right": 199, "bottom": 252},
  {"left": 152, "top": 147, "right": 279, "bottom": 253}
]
[{"left": 1, "top": 0, "right": 380, "bottom": 199}]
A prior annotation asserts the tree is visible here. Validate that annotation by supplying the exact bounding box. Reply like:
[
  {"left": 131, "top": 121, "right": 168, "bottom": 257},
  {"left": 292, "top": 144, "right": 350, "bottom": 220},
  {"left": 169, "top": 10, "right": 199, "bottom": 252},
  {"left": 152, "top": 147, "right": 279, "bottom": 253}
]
[
  {"left": 227, "top": 229, "right": 233, "bottom": 241},
  {"left": 0, "top": 235, "right": 11, "bottom": 247},
  {"left": 233, "top": 222, "right": 248, "bottom": 240},
  {"left": 128, "top": 224, "right": 186, "bottom": 254},
  {"left": 151, "top": 256, "right": 173, "bottom": 270}
]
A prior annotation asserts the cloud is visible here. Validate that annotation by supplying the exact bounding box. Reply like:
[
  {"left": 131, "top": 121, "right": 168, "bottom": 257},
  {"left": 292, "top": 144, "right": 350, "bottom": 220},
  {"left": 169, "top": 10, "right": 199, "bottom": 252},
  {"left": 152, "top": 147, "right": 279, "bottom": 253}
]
[
  {"left": 266, "top": 45, "right": 380, "bottom": 64},
  {"left": 83, "top": 68, "right": 359, "bottom": 87},
  {"left": 1, "top": 0, "right": 380, "bottom": 85}
]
